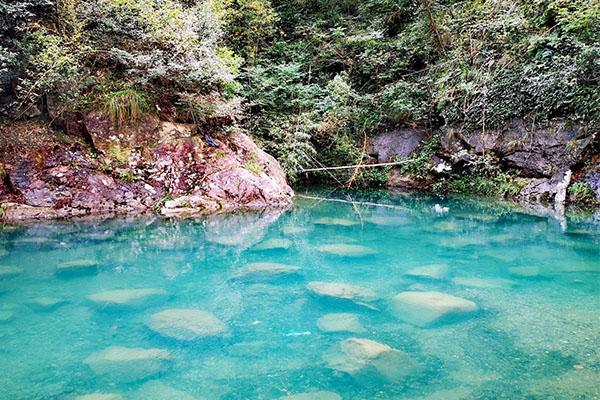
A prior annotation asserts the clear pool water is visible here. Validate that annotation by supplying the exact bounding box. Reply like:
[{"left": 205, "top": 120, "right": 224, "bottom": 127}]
[{"left": 1, "top": 189, "right": 598, "bottom": 400}]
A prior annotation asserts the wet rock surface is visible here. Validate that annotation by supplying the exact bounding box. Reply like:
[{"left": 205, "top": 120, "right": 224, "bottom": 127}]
[
  {"left": 443, "top": 120, "right": 594, "bottom": 177},
  {"left": 323, "top": 338, "right": 422, "bottom": 382},
  {"left": 147, "top": 309, "right": 227, "bottom": 341},
  {"left": 390, "top": 291, "right": 478, "bottom": 327},
  {"left": 84, "top": 346, "right": 170, "bottom": 382},
  {"left": 369, "top": 129, "right": 428, "bottom": 163},
  {"left": 0, "top": 115, "right": 293, "bottom": 221}
]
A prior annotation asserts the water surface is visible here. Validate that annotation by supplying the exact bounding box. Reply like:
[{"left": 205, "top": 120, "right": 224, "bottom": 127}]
[{"left": 1, "top": 190, "right": 598, "bottom": 399}]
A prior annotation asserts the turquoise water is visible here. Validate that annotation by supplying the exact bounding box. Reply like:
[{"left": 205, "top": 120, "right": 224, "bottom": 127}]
[{"left": 0, "top": 189, "right": 599, "bottom": 400}]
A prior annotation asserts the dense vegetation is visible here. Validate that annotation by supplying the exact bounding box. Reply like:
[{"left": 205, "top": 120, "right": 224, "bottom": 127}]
[{"left": 1, "top": 0, "right": 599, "bottom": 193}]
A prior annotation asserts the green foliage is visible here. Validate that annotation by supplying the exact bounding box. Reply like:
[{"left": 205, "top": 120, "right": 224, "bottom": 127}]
[
  {"left": 397, "top": 134, "right": 439, "bottom": 180},
  {"left": 2, "top": 0, "right": 598, "bottom": 192},
  {"left": 4, "top": 0, "right": 239, "bottom": 120},
  {"left": 243, "top": 158, "right": 264, "bottom": 175},
  {"left": 103, "top": 89, "right": 150, "bottom": 126},
  {"left": 438, "top": 173, "right": 525, "bottom": 199},
  {"left": 432, "top": 153, "right": 526, "bottom": 198},
  {"left": 118, "top": 170, "right": 136, "bottom": 183},
  {"left": 568, "top": 181, "right": 598, "bottom": 205},
  {"left": 216, "top": 0, "right": 279, "bottom": 63}
]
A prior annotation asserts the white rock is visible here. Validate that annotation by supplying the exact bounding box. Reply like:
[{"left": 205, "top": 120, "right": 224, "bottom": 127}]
[
  {"left": 323, "top": 338, "right": 421, "bottom": 382},
  {"left": 390, "top": 291, "right": 478, "bottom": 327},
  {"left": 254, "top": 238, "right": 292, "bottom": 251},
  {"left": 84, "top": 346, "right": 170, "bottom": 382},
  {"left": 404, "top": 264, "right": 449, "bottom": 280},
  {"left": 433, "top": 204, "right": 449, "bottom": 214},
  {"left": 509, "top": 266, "right": 542, "bottom": 278},
  {"left": 56, "top": 259, "right": 98, "bottom": 275},
  {"left": 87, "top": 288, "right": 167, "bottom": 308},
  {"left": 147, "top": 309, "right": 227, "bottom": 341},
  {"left": 452, "top": 277, "right": 515, "bottom": 289},
  {"left": 317, "top": 313, "right": 364, "bottom": 333},
  {"left": 307, "top": 281, "right": 376, "bottom": 305},
  {"left": 0, "top": 310, "right": 14, "bottom": 322},
  {"left": 279, "top": 391, "right": 342, "bottom": 400},
  {"left": 317, "top": 244, "right": 376, "bottom": 257},
  {"left": 27, "top": 297, "right": 67, "bottom": 311},
  {"left": 282, "top": 226, "right": 309, "bottom": 235},
  {"left": 236, "top": 263, "right": 300, "bottom": 279},
  {"left": 0, "top": 266, "right": 23, "bottom": 278}
]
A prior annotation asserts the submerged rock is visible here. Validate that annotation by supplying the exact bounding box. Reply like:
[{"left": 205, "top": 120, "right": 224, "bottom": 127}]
[
  {"left": 317, "top": 313, "right": 364, "bottom": 333},
  {"left": 452, "top": 277, "right": 515, "bottom": 289},
  {"left": 404, "top": 264, "right": 449, "bottom": 280},
  {"left": 27, "top": 296, "right": 68, "bottom": 311},
  {"left": 74, "top": 393, "right": 123, "bottom": 400},
  {"left": 323, "top": 338, "right": 421, "bottom": 382},
  {"left": 0, "top": 310, "right": 15, "bottom": 322},
  {"left": 279, "top": 391, "right": 342, "bottom": 400},
  {"left": 253, "top": 238, "right": 292, "bottom": 251},
  {"left": 235, "top": 263, "right": 300, "bottom": 279},
  {"left": 508, "top": 266, "right": 543, "bottom": 278},
  {"left": 56, "top": 259, "right": 98, "bottom": 275},
  {"left": 282, "top": 226, "right": 309, "bottom": 235},
  {"left": 87, "top": 288, "right": 167, "bottom": 309},
  {"left": 307, "top": 282, "right": 377, "bottom": 306},
  {"left": 84, "top": 346, "right": 170, "bottom": 382},
  {"left": 314, "top": 217, "right": 359, "bottom": 227},
  {"left": 147, "top": 309, "right": 227, "bottom": 341},
  {"left": 131, "top": 380, "right": 199, "bottom": 400},
  {"left": 390, "top": 291, "right": 478, "bottom": 327},
  {"left": 317, "top": 244, "right": 376, "bottom": 257},
  {"left": 0, "top": 265, "right": 23, "bottom": 278}
]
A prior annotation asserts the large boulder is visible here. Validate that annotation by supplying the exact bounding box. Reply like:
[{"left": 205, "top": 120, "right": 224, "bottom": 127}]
[
  {"left": 444, "top": 119, "right": 594, "bottom": 177},
  {"left": 517, "top": 169, "right": 571, "bottom": 207},
  {"left": 368, "top": 129, "right": 428, "bottom": 163},
  {"left": 146, "top": 309, "right": 227, "bottom": 341},
  {"left": 390, "top": 291, "right": 478, "bottom": 327},
  {"left": 0, "top": 115, "right": 293, "bottom": 221},
  {"left": 323, "top": 338, "right": 422, "bottom": 382},
  {"left": 307, "top": 282, "right": 377, "bottom": 304},
  {"left": 87, "top": 288, "right": 167, "bottom": 309},
  {"left": 316, "top": 244, "right": 376, "bottom": 257},
  {"left": 234, "top": 262, "right": 300, "bottom": 279},
  {"left": 84, "top": 346, "right": 170, "bottom": 382}
]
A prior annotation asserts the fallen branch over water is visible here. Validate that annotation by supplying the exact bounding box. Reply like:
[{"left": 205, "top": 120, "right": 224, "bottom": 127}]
[
  {"left": 297, "top": 194, "right": 409, "bottom": 211},
  {"left": 298, "top": 160, "right": 409, "bottom": 173}
]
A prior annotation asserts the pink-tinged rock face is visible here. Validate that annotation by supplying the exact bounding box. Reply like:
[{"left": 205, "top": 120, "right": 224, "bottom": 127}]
[{"left": 0, "top": 114, "right": 293, "bottom": 221}]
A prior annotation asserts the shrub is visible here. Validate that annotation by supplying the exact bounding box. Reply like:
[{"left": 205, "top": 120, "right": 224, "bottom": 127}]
[{"left": 103, "top": 89, "right": 150, "bottom": 126}]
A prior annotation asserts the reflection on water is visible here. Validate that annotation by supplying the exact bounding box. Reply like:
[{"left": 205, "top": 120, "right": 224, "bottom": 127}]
[{"left": 0, "top": 189, "right": 598, "bottom": 399}]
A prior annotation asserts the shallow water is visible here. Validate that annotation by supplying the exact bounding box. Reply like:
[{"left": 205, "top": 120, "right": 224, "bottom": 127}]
[{"left": 1, "top": 189, "right": 599, "bottom": 400}]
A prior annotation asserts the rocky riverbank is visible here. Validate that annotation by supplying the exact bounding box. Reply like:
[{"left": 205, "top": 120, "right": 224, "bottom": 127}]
[
  {"left": 368, "top": 119, "right": 599, "bottom": 213},
  {"left": 0, "top": 113, "right": 293, "bottom": 221}
]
